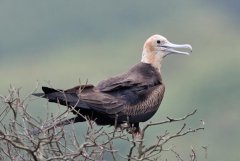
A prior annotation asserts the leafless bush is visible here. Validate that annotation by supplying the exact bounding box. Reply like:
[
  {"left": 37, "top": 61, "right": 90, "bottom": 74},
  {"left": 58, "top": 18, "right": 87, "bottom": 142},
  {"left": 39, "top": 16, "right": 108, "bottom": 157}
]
[{"left": 0, "top": 86, "right": 205, "bottom": 161}]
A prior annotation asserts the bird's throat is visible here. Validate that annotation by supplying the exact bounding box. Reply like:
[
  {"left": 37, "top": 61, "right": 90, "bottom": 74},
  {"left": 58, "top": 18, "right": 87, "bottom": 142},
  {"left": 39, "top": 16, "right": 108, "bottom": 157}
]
[{"left": 141, "top": 50, "right": 162, "bottom": 72}]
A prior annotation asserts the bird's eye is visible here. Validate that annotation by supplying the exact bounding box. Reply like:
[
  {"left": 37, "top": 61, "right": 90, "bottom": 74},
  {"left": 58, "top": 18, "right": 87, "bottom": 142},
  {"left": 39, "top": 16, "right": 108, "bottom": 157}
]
[{"left": 157, "top": 40, "right": 161, "bottom": 44}]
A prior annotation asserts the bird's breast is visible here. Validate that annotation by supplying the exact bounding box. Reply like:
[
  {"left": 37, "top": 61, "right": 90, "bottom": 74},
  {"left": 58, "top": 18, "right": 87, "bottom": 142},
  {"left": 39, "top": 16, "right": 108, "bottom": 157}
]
[{"left": 124, "top": 84, "right": 165, "bottom": 117}]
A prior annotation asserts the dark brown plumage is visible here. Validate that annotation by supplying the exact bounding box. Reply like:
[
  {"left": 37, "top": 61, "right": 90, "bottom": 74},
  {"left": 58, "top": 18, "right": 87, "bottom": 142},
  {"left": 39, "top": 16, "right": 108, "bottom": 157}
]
[{"left": 33, "top": 35, "right": 192, "bottom": 133}]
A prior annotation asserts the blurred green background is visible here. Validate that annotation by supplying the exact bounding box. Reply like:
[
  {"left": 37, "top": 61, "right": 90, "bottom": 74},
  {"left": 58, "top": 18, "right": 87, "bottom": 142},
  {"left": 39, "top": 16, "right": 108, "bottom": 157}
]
[{"left": 0, "top": 1, "right": 240, "bottom": 160}]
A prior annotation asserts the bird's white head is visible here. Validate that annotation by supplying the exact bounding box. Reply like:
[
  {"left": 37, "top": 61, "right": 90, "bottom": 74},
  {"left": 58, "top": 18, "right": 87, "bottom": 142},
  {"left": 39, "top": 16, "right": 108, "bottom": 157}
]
[{"left": 141, "top": 35, "right": 192, "bottom": 72}]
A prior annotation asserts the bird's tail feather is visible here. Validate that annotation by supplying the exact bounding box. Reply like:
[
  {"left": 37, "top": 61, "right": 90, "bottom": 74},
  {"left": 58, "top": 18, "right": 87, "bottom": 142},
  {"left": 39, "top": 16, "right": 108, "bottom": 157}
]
[
  {"left": 32, "top": 87, "right": 60, "bottom": 98},
  {"left": 42, "top": 86, "right": 62, "bottom": 94},
  {"left": 33, "top": 86, "right": 90, "bottom": 110},
  {"left": 32, "top": 92, "right": 45, "bottom": 97}
]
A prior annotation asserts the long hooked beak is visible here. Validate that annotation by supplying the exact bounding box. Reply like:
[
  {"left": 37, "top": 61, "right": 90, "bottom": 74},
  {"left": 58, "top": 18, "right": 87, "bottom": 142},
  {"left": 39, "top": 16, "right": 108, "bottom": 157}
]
[{"left": 161, "top": 42, "right": 192, "bottom": 57}]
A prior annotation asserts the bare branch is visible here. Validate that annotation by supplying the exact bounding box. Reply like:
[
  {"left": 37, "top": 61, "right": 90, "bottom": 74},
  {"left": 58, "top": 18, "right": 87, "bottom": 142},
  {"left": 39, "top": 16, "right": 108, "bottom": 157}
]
[{"left": 0, "top": 86, "right": 205, "bottom": 161}]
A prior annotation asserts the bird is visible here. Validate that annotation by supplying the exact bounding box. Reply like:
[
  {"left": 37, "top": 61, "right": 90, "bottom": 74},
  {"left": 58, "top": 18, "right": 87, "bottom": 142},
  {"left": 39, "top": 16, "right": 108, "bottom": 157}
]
[{"left": 33, "top": 35, "right": 192, "bottom": 135}]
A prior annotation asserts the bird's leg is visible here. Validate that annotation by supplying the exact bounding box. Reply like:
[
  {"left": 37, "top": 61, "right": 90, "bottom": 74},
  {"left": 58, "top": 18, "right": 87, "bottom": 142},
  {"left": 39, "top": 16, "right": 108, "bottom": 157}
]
[
  {"left": 125, "top": 123, "right": 134, "bottom": 134},
  {"left": 126, "top": 123, "right": 141, "bottom": 138},
  {"left": 120, "top": 122, "right": 129, "bottom": 129},
  {"left": 132, "top": 123, "right": 141, "bottom": 138},
  {"left": 115, "top": 123, "right": 128, "bottom": 132}
]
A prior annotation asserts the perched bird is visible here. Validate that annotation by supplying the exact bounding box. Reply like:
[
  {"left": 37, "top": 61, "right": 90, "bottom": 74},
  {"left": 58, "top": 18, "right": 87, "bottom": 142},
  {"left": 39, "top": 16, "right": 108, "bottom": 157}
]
[{"left": 33, "top": 35, "right": 192, "bottom": 134}]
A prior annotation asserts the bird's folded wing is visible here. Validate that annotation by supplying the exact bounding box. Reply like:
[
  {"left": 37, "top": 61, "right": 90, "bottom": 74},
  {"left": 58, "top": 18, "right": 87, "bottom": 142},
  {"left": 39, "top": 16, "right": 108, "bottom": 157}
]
[
  {"left": 79, "top": 92, "right": 125, "bottom": 115},
  {"left": 86, "top": 77, "right": 152, "bottom": 115},
  {"left": 96, "top": 72, "right": 145, "bottom": 92},
  {"left": 75, "top": 78, "right": 149, "bottom": 115}
]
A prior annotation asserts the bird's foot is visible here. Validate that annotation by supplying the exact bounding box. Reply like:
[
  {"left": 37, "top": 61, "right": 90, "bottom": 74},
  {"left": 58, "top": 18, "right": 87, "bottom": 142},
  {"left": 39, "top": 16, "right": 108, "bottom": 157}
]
[
  {"left": 120, "top": 123, "right": 129, "bottom": 129},
  {"left": 126, "top": 126, "right": 142, "bottom": 138},
  {"left": 118, "top": 123, "right": 142, "bottom": 139},
  {"left": 115, "top": 123, "right": 128, "bottom": 132},
  {"left": 133, "top": 129, "right": 142, "bottom": 139}
]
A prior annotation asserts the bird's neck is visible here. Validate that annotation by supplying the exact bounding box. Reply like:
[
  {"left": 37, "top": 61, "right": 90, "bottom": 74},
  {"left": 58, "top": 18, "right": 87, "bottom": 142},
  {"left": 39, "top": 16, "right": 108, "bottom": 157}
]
[{"left": 141, "top": 49, "right": 163, "bottom": 72}]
